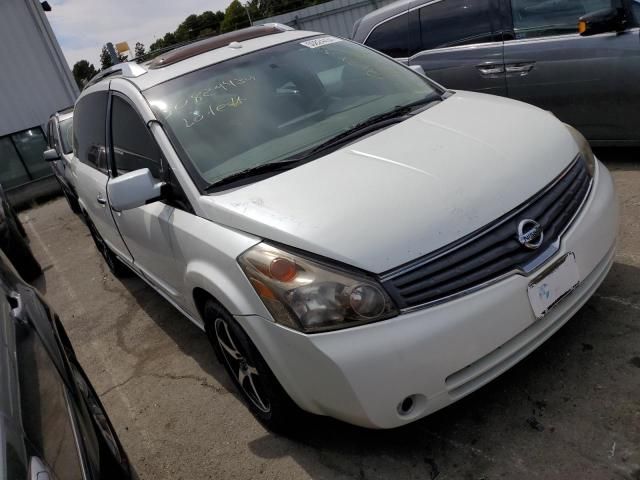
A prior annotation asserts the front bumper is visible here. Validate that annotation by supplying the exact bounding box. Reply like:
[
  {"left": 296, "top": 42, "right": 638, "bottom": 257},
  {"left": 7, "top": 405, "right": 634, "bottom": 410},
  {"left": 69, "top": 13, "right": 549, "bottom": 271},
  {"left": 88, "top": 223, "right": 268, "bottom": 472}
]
[{"left": 238, "top": 160, "right": 618, "bottom": 428}]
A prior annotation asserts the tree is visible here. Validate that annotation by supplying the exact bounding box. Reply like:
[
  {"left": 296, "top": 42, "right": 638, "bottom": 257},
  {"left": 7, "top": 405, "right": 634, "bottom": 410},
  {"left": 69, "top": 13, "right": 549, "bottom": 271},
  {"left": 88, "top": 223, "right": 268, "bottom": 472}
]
[
  {"left": 175, "top": 14, "right": 200, "bottom": 42},
  {"left": 150, "top": 32, "right": 177, "bottom": 52},
  {"left": 72, "top": 60, "right": 97, "bottom": 89},
  {"left": 99, "top": 45, "right": 113, "bottom": 70},
  {"left": 134, "top": 41, "right": 146, "bottom": 58},
  {"left": 221, "top": 0, "right": 251, "bottom": 33}
]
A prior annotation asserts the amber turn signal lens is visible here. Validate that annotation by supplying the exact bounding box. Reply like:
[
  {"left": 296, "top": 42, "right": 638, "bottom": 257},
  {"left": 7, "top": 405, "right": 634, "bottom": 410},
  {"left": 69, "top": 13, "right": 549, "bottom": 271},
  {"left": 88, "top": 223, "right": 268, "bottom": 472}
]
[
  {"left": 249, "top": 278, "right": 277, "bottom": 300},
  {"left": 578, "top": 21, "right": 586, "bottom": 34},
  {"left": 269, "top": 257, "right": 297, "bottom": 282}
]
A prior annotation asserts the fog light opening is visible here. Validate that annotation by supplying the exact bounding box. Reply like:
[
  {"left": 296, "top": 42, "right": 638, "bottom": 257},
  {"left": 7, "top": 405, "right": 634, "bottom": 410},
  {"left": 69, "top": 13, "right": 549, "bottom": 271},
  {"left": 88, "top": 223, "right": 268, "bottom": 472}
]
[{"left": 398, "top": 396, "right": 415, "bottom": 416}]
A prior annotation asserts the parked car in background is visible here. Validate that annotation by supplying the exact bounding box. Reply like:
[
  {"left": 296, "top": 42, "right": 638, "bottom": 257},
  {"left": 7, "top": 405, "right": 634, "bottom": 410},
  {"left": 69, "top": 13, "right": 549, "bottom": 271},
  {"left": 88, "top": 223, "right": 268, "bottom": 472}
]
[
  {"left": 72, "top": 26, "right": 617, "bottom": 431},
  {"left": 44, "top": 108, "right": 80, "bottom": 213},
  {"left": 0, "top": 250, "right": 135, "bottom": 479},
  {"left": 352, "top": 0, "right": 640, "bottom": 145},
  {"left": 0, "top": 184, "right": 42, "bottom": 282}
]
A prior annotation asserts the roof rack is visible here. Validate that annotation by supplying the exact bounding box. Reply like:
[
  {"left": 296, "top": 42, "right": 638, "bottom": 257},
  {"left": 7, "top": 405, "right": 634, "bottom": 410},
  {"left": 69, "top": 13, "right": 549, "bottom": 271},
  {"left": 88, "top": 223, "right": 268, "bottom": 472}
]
[
  {"left": 85, "top": 62, "right": 147, "bottom": 89},
  {"left": 148, "top": 24, "right": 290, "bottom": 69}
]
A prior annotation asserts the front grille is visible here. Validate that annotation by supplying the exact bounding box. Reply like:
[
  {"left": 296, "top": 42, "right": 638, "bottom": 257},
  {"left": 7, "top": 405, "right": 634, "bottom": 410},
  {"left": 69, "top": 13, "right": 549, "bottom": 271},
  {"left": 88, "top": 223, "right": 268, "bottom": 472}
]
[{"left": 381, "top": 156, "right": 592, "bottom": 310}]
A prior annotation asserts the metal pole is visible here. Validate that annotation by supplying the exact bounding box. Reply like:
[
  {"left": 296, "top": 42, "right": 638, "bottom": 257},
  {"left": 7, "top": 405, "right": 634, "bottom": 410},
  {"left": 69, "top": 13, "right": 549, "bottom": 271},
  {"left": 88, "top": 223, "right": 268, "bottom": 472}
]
[{"left": 244, "top": 3, "right": 253, "bottom": 25}]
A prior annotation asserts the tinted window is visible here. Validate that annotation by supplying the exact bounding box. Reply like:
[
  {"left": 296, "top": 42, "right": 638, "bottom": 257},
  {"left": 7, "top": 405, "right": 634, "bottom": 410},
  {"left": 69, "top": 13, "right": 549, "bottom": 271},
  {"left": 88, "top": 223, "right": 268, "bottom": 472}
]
[
  {"left": 510, "top": 0, "right": 612, "bottom": 39},
  {"left": 365, "top": 13, "right": 409, "bottom": 57},
  {"left": 634, "top": 0, "right": 640, "bottom": 23},
  {"left": 0, "top": 137, "right": 30, "bottom": 188},
  {"left": 10, "top": 129, "right": 50, "bottom": 181},
  {"left": 419, "top": 0, "right": 494, "bottom": 50},
  {"left": 111, "top": 96, "right": 161, "bottom": 178},
  {"left": 74, "top": 92, "right": 108, "bottom": 172},
  {"left": 16, "top": 321, "right": 83, "bottom": 480}
]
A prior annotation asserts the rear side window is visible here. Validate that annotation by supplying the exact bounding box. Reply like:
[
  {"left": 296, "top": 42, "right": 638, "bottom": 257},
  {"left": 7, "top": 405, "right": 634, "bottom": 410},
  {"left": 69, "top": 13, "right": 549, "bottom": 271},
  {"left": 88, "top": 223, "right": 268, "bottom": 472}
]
[
  {"left": 73, "top": 92, "right": 108, "bottom": 172},
  {"left": 365, "top": 13, "right": 409, "bottom": 57},
  {"left": 419, "top": 0, "right": 494, "bottom": 50},
  {"left": 509, "top": 0, "right": 612, "bottom": 39},
  {"left": 110, "top": 96, "right": 162, "bottom": 178}
]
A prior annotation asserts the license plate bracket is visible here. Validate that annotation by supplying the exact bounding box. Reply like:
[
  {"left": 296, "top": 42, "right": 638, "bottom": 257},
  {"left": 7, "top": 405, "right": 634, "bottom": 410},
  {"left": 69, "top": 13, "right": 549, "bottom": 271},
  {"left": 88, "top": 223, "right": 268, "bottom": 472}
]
[{"left": 527, "top": 253, "right": 580, "bottom": 319}]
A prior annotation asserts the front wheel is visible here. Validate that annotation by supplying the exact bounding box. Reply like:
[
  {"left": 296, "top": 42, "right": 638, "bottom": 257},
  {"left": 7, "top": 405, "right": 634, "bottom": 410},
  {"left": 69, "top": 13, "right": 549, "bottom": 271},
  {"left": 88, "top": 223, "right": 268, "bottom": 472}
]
[{"left": 203, "top": 300, "right": 305, "bottom": 433}]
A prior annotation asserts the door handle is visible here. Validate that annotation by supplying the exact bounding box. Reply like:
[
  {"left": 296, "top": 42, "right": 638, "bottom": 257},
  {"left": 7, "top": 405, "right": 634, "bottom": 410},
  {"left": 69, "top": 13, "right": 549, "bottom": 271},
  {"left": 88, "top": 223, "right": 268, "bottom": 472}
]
[
  {"left": 505, "top": 62, "right": 535, "bottom": 74},
  {"left": 476, "top": 64, "right": 505, "bottom": 75},
  {"left": 8, "top": 292, "right": 24, "bottom": 323},
  {"left": 96, "top": 194, "right": 107, "bottom": 206}
]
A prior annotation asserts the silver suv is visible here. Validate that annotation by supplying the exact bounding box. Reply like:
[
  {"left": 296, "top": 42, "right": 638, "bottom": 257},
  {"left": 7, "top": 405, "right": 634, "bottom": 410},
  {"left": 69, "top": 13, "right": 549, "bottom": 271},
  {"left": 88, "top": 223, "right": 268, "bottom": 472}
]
[
  {"left": 352, "top": 0, "right": 640, "bottom": 145},
  {"left": 44, "top": 108, "right": 79, "bottom": 213}
]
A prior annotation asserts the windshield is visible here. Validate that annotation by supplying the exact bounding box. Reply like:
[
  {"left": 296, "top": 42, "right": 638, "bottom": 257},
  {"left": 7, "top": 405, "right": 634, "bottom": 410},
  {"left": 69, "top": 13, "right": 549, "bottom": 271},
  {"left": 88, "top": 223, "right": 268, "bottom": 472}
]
[
  {"left": 144, "top": 36, "right": 439, "bottom": 188},
  {"left": 59, "top": 118, "right": 73, "bottom": 155}
]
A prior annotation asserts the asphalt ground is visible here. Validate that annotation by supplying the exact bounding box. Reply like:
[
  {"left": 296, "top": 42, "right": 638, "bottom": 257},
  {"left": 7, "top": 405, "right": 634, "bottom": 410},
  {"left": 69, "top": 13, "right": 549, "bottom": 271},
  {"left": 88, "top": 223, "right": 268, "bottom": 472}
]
[{"left": 19, "top": 148, "right": 640, "bottom": 479}]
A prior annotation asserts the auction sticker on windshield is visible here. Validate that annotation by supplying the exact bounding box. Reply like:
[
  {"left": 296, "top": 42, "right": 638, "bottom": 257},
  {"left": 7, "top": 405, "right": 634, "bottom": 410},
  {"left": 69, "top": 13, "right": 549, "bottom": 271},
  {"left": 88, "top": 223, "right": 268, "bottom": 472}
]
[
  {"left": 528, "top": 253, "right": 580, "bottom": 319},
  {"left": 300, "top": 37, "right": 342, "bottom": 48}
]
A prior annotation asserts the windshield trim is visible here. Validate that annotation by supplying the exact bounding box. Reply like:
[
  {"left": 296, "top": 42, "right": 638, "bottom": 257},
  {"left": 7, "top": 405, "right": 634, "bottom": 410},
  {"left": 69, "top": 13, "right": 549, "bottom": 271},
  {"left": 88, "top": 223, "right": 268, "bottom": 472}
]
[{"left": 143, "top": 35, "right": 447, "bottom": 194}]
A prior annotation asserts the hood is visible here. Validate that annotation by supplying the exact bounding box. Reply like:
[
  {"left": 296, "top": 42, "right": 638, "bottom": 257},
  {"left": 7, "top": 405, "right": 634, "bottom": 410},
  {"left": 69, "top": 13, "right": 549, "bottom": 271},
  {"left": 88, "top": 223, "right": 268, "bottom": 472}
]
[{"left": 200, "top": 91, "right": 579, "bottom": 273}]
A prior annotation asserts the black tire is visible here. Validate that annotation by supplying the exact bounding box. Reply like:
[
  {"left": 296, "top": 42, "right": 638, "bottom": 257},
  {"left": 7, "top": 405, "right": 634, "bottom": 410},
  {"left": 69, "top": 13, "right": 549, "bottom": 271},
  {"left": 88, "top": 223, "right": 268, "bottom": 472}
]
[
  {"left": 84, "top": 214, "right": 130, "bottom": 278},
  {"left": 7, "top": 202, "right": 27, "bottom": 239},
  {"left": 6, "top": 221, "right": 42, "bottom": 282},
  {"left": 203, "top": 299, "right": 305, "bottom": 433}
]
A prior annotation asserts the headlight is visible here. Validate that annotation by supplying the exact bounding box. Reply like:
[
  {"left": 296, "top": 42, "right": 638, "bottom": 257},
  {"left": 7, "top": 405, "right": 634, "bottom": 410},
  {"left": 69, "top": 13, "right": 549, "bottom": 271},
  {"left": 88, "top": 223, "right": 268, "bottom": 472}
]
[
  {"left": 565, "top": 124, "right": 596, "bottom": 176},
  {"left": 238, "top": 243, "right": 398, "bottom": 333}
]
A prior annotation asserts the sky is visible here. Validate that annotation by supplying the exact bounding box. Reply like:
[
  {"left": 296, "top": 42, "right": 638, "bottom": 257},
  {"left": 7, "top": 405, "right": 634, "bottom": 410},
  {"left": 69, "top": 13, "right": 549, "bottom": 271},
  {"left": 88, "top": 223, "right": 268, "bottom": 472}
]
[{"left": 47, "top": 0, "right": 233, "bottom": 68}]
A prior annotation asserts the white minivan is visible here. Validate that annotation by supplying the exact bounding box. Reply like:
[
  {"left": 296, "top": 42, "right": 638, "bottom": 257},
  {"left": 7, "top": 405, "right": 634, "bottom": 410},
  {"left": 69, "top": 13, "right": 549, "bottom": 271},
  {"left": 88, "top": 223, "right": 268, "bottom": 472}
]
[{"left": 72, "top": 25, "right": 618, "bottom": 431}]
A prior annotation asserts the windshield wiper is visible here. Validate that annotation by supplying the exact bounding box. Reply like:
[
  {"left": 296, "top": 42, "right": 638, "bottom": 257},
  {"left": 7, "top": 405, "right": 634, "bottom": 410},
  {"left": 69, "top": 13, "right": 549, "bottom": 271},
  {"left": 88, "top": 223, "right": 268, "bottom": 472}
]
[
  {"left": 206, "top": 159, "right": 302, "bottom": 191},
  {"left": 288, "top": 92, "right": 441, "bottom": 161}
]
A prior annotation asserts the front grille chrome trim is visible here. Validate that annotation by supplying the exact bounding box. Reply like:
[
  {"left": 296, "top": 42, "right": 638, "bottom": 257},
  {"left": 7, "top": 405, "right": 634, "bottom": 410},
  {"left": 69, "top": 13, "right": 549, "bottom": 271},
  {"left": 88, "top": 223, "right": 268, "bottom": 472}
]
[{"left": 382, "top": 156, "right": 595, "bottom": 313}]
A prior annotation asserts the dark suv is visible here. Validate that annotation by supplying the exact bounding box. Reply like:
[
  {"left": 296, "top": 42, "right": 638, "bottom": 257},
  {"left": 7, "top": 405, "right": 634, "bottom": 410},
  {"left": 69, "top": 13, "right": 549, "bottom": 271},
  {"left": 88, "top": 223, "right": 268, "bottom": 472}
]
[
  {"left": 0, "top": 250, "right": 135, "bottom": 479},
  {"left": 353, "top": 0, "right": 640, "bottom": 145}
]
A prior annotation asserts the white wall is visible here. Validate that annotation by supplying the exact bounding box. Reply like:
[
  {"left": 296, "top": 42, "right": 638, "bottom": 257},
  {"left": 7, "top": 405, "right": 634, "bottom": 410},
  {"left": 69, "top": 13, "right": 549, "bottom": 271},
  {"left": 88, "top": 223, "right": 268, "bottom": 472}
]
[{"left": 0, "top": 0, "right": 79, "bottom": 137}]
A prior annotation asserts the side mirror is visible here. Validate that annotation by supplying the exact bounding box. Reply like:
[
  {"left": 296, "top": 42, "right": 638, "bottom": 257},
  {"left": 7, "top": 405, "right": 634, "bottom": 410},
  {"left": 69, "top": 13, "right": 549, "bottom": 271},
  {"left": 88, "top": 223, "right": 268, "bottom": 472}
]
[
  {"left": 43, "top": 148, "right": 60, "bottom": 162},
  {"left": 409, "top": 64, "right": 426, "bottom": 76},
  {"left": 107, "top": 168, "right": 164, "bottom": 211},
  {"left": 579, "top": 7, "right": 626, "bottom": 36}
]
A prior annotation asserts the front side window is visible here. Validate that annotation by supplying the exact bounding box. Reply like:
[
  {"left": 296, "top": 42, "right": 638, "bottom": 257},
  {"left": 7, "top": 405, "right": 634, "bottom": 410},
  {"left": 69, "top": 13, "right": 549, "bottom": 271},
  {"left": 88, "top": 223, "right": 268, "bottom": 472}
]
[
  {"left": 16, "top": 322, "right": 84, "bottom": 480},
  {"left": 365, "top": 13, "right": 409, "bottom": 57},
  {"left": 419, "top": 0, "right": 494, "bottom": 50},
  {"left": 145, "top": 37, "right": 437, "bottom": 188},
  {"left": 73, "top": 92, "right": 108, "bottom": 172},
  {"left": 58, "top": 118, "right": 73, "bottom": 155},
  {"left": 510, "top": 0, "right": 612, "bottom": 39},
  {"left": 111, "top": 96, "right": 161, "bottom": 178}
]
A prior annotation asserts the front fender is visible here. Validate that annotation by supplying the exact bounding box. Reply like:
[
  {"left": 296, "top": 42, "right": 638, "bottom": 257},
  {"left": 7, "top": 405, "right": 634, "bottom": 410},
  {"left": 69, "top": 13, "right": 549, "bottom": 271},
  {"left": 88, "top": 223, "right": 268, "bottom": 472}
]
[{"left": 184, "top": 258, "right": 271, "bottom": 321}]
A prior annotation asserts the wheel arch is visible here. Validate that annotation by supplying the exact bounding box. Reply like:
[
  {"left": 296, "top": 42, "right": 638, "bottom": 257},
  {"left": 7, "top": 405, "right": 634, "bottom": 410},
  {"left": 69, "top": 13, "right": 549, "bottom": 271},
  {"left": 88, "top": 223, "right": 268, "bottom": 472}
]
[{"left": 185, "top": 259, "right": 271, "bottom": 324}]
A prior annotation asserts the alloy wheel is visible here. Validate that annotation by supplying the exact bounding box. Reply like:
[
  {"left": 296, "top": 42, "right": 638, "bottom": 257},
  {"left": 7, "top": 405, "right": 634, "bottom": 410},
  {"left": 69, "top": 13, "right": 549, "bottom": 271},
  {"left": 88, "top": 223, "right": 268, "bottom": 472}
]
[{"left": 214, "top": 317, "right": 271, "bottom": 413}]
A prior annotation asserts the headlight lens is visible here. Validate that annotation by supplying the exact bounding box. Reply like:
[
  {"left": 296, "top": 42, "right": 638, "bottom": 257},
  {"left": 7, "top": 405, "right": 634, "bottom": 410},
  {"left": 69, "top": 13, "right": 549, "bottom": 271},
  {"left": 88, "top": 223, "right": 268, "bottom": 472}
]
[
  {"left": 238, "top": 243, "right": 398, "bottom": 332},
  {"left": 565, "top": 124, "right": 596, "bottom": 176}
]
